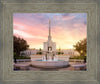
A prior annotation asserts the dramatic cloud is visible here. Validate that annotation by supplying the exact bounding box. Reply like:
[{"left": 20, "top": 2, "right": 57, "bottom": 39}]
[{"left": 13, "top": 13, "right": 87, "bottom": 49}]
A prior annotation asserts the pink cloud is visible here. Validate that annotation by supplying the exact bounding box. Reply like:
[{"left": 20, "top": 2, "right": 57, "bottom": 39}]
[
  {"left": 13, "top": 13, "right": 87, "bottom": 49},
  {"left": 13, "top": 18, "right": 49, "bottom": 39}
]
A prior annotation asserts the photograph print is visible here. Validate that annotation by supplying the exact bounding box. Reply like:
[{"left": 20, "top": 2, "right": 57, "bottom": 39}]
[{"left": 13, "top": 13, "right": 87, "bottom": 71}]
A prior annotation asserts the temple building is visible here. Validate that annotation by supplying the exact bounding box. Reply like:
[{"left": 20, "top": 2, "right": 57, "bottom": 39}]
[
  {"left": 20, "top": 20, "right": 79, "bottom": 57},
  {"left": 43, "top": 20, "right": 56, "bottom": 52}
]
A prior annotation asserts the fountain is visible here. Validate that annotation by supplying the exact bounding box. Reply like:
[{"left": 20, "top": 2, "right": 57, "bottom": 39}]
[
  {"left": 42, "top": 47, "right": 58, "bottom": 61},
  {"left": 31, "top": 20, "right": 70, "bottom": 69},
  {"left": 31, "top": 53, "right": 70, "bottom": 68}
]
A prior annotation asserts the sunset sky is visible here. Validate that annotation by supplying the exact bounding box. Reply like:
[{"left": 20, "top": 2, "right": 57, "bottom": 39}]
[{"left": 13, "top": 13, "right": 87, "bottom": 49}]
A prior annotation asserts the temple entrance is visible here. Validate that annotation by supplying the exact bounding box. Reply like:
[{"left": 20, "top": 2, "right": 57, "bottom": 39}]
[{"left": 48, "top": 46, "right": 52, "bottom": 51}]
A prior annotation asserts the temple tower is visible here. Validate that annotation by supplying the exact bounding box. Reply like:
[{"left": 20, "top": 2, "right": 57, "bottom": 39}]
[{"left": 43, "top": 20, "right": 56, "bottom": 52}]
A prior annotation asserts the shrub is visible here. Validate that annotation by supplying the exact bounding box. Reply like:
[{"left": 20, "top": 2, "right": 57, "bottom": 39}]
[
  {"left": 70, "top": 56, "right": 86, "bottom": 60},
  {"left": 57, "top": 52, "right": 64, "bottom": 55},
  {"left": 36, "top": 52, "right": 42, "bottom": 55},
  {"left": 14, "top": 56, "right": 31, "bottom": 59}
]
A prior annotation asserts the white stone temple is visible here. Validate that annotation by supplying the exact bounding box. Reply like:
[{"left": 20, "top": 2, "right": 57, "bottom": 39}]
[
  {"left": 43, "top": 20, "right": 56, "bottom": 52},
  {"left": 20, "top": 20, "right": 80, "bottom": 58}
]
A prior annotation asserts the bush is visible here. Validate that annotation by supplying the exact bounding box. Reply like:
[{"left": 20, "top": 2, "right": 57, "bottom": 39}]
[
  {"left": 20, "top": 53, "right": 26, "bottom": 56},
  {"left": 14, "top": 56, "right": 31, "bottom": 59},
  {"left": 58, "top": 52, "right": 61, "bottom": 55},
  {"left": 57, "top": 52, "right": 64, "bottom": 55},
  {"left": 36, "top": 52, "right": 42, "bottom": 55},
  {"left": 70, "top": 56, "right": 86, "bottom": 60}
]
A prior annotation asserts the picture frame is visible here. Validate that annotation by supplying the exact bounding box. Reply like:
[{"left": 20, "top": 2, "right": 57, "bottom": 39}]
[{"left": 0, "top": 0, "right": 100, "bottom": 84}]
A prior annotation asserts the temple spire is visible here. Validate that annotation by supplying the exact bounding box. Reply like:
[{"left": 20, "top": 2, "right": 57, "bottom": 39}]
[
  {"left": 48, "top": 20, "right": 51, "bottom": 41},
  {"left": 49, "top": 20, "right": 51, "bottom": 37}
]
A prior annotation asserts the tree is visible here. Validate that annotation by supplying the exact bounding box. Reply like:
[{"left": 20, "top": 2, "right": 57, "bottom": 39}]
[
  {"left": 36, "top": 48, "right": 42, "bottom": 55},
  {"left": 14, "top": 36, "right": 29, "bottom": 56},
  {"left": 57, "top": 48, "right": 64, "bottom": 55},
  {"left": 73, "top": 38, "right": 87, "bottom": 57}
]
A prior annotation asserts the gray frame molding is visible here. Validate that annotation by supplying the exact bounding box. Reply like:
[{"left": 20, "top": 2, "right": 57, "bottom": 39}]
[{"left": 0, "top": 0, "right": 100, "bottom": 84}]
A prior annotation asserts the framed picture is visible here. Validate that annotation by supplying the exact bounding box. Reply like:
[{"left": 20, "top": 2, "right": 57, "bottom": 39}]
[
  {"left": 13, "top": 13, "right": 87, "bottom": 71},
  {"left": 0, "top": 0, "right": 100, "bottom": 84}
]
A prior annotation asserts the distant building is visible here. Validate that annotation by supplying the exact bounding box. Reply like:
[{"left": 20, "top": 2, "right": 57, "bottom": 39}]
[
  {"left": 20, "top": 49, "right": 39, "bottom": 56},
  {"left": 58, "top": 49, "right": 80, "bottom": 57},
  {"left": 20, "top": 48, "right": 79, "bottom": 57}
]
